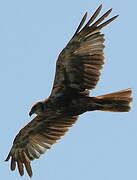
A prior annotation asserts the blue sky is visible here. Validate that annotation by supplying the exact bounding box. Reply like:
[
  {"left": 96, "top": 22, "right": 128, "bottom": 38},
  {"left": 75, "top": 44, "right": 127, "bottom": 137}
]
[{"left": 0, "top": 0, "right": 136, "bottom": 179}]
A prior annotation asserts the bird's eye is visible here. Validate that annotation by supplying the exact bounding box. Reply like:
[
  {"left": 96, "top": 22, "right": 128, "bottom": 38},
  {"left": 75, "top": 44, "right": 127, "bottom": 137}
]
[{"left": 32, "top": 105, "right": 37, "bottom": 111}]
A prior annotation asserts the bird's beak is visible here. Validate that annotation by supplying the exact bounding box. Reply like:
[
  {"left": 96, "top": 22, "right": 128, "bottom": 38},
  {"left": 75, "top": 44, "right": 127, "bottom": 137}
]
[{"left": 29, "top": 110, "right": 33, "bottom": 117}]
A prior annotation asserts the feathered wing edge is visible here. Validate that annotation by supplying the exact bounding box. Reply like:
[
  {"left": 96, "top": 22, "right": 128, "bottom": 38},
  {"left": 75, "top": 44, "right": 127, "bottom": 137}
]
[
  {"left": 5, "top": 115, "right": 78, "bottom": 177},
  {"left": 72, "top": 4, "right": 118, "bottom": 38},
  {"left": 50, "top": 5, "right": 118, "bottom": 98},
  {"left": 66, "top": 5, "right": 118, "bottom": 91}
]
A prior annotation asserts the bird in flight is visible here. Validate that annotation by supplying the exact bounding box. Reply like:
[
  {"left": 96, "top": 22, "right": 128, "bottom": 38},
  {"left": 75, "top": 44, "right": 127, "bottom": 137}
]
[{"left": 5, "top": 5, "right": 132, "bottom": 177}]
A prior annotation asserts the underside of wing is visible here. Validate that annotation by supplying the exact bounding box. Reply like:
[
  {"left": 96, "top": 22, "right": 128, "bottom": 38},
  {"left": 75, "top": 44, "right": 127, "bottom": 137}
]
[
  {"left": 50, "top": 5, "right": 118, "bottom": 99},
  {"left": 5, "top": 115, "right": 78, "bottom": 177}
]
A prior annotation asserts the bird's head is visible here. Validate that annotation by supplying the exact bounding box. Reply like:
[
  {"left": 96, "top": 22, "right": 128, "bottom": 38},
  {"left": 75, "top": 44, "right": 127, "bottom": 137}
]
[{"left": 29, "top": 101, "right": 45, "bottom": 117}]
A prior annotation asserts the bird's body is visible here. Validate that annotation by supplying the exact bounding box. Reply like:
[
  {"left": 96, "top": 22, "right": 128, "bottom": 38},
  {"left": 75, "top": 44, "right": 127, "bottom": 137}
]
[{"left": 5, "top": 5, "right": 132, "bottom": 177}]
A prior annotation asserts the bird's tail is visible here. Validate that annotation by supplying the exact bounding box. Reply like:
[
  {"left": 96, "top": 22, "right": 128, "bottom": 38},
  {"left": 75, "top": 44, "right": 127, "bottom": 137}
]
[{"left": 88, "top": 88, "right": 132, "bottom": 112}]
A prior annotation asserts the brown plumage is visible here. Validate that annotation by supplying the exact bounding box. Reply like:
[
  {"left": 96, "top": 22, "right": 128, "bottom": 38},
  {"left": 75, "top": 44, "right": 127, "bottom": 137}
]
[{"left": 5, "top": 5, "right": 132, "bottom": 177}]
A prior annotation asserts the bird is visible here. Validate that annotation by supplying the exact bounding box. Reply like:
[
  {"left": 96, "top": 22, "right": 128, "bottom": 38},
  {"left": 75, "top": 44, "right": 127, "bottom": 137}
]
[{"left": 5, "top": 5, "right": 132, "bottom": 177}]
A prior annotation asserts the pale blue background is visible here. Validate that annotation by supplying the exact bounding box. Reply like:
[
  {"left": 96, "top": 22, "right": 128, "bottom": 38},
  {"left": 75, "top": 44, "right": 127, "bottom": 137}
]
[{"left": 0, "top": 0, "right": 136, "bottom": 179}]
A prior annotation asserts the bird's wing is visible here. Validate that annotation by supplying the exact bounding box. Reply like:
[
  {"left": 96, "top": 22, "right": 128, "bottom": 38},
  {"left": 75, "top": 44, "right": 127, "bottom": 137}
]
[
  {"left": 50, "top": 5, "right": 118, "bottom": 99},
  {"left": 5, "top": 115, "right": 78, "bottom": 177}
]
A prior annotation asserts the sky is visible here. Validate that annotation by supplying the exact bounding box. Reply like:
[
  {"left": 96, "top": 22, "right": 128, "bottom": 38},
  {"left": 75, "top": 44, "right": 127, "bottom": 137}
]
[{"left": 0, "top": 0, "right": 136, "bottom": 179}]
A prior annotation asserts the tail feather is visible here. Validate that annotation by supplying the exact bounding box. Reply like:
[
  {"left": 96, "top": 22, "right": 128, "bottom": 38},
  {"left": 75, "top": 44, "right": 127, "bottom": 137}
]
[{"left": 93, "top": 88, "right": 132, "bottom": 112}]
